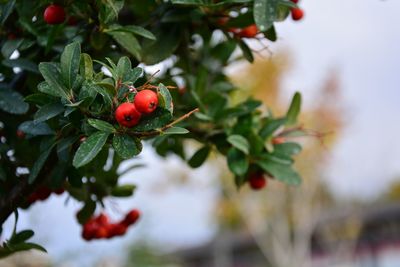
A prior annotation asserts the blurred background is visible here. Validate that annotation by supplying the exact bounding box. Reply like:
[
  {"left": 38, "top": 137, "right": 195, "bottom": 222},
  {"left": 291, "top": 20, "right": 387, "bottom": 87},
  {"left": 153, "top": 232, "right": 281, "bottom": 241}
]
[{"left": 2, "top": 0, "right": 400, "bottom": 266}]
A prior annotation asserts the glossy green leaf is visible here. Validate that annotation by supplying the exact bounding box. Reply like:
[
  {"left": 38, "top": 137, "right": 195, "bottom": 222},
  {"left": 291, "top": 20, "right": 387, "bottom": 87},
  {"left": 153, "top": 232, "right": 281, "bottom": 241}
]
[
  {"left": 227, "top": 135, "right": 250, "bottom": 155},
  {"left": 61, "top": 42, "right": 81, "bottom": 89},
  {"left": 10, "top": 230, "right": 34, "bottom": 244},
  {"left": 18, "top": 121, "right": 54, "bottom": 136},
  {"left": 238, "top": 39, "right": 254, "bottom": 63},
  {"left": 0, "top": 0, "right": 16, "bottom": 25},
  {"left": 28, "top": 144, "right": 54, "bottom": 184},
  {"left": 163, "top": 127, "right": 189, "bottom": 135},
  {"left": 80, "top": 53, "right": 93, "bottom": 80},
  {"left": 254, "top": 0, "right": 278, "bottom": 32},
  {"left": 73, "top": 131, "right": 109, "bottom": 168},
  {"left": 108, "top": 31, "right": 142, "bottom": 60},
  {"left": 106, "top": 25, "right": 156, "bottom": 40},
  {"left": 286, "top": 92, "right": 301, "bottom": 125},
  {"left": 0, "top": 88, "right": 29, "bottom": 114},
  {"left": 2, "top": 59, "right": 38, "bottom": 73},
  {"left": 227, "top": 148, "right": 248, "bottom": 176},
  {"left": 157, "top": 83, "right": 173, "bottom": 114},
  {"left": 256, "top": 159, "right": 301, "bottom": 186},
  {"left": 133, "top": 108, "right": 172, "bottom": 132},
  {"left": 188, "top": 146, "right": 211, "bottom": 168},
  {"left": 88, "top": 119, "right": 116, "bottom": 133},
  {"left": 38, "top": 63, "right": 70, "bottom": 100},
  {"left": 112, "top": 134, "right": 142, "bottom": 159},
  {"left": 111, "top": 184, "right": 136, "bottom": 197},
  {"left": 34, "top": 103, "right": 64, "bottom": 123},
  {"left": 1, "top": 39, "right": 22, "bottom": 58}
]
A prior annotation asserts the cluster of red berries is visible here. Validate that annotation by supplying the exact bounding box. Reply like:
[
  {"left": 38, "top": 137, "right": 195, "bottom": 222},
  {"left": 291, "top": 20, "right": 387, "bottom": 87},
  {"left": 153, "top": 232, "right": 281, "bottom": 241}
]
[
  {"left": 230, "top": 24, "right": 259, "bottom": 39},
  {"left": 27, "top": 186, "right": 64, "bottom": 204},
  {"left": 290, "top": 0, "right": 304, "bottom": 21},
  {"left": 82, "top": 209, "right": 140, "bottom": 241},
  {"left": 115, "top": 89, "right": 159, "bottom": 128}
]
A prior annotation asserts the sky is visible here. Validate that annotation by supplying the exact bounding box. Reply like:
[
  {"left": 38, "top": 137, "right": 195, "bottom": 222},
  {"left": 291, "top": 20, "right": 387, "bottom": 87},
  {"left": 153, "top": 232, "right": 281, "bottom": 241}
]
[{"left": 3, "top": 0, "right": 400, "bottom": 266}]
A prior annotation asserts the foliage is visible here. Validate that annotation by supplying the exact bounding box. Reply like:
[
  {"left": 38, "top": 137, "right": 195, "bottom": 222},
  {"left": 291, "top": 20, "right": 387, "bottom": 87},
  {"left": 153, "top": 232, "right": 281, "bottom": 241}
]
[{"left": 0, "top": 0, "right": 304, "bottom": 255}]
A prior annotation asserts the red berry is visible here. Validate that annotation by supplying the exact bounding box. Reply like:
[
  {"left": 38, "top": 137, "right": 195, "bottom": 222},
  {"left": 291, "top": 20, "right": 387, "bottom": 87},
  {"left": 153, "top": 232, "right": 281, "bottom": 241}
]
[
  {"left": 27, "top": 192, "right": 39, "bottom": 204},
  {"left": 43, "top": 5, "right": 66, "bottom": 25},
  {"left": 54, "top": 188, "right": 65, "bottom": 195},
  {"left": 7, "top": 33, "right": 17, "bottom": 40},
  {"left": 217, "top": 17, "right": 229, "bottom": 26},
  {"left": 95, "top": 213, "right": 109, "bottom": 226},
  {"left": 94, "top": 226, "right": 108, "bottom": 239},
  {"left": 16, "top": 130, "right": 25, "bottom": 139},
  {"left": 108, "top": 223, "right": 127, "bottom": 237},
  {"left": 248, "top": 173, "right": 267, "bottom": 190},
  {"left": 36, "top": 187, "right": 52, "bottom": 200},
  {"left": 238, "top": 24, "right": 258, "bottom": 38},
  {"left": 115, "top": 102, "right": 142, "bottom": 128},
  {"left": 291, "top": 0, "right": 299, "bottom": 3},
  {"left": 134, "top": 90, "right": 159, "bottom": 114},
  {"left": 82, "top": 230, "right": 94, "bottom": 241},
  {"left": 291, "top": 8, "right": 304, "bottom": 21},
  {"left": 123, "top": 209, "right": 140, "bottom": 226},
  {"left": 272, "top": 137, "right": 285, "bottom": 145}
]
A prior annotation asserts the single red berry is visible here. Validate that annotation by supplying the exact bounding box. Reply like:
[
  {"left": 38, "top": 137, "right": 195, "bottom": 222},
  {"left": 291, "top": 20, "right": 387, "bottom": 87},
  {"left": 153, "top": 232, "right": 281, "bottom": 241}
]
[
  {"left": 16, "top": 130, "right": 25, "bottom": 139},
  {"left": 27, "top": 192, "right": 39, "bottom": 204},
  {"left": 54, "top": 188, "right": 65, "bottom": 195},
  {"left": 291, "top": 0, "right": 299, "bottom": 3},
  {"left": 248, "top": 173, "right": 267, "bottom": 190},
  {"left": 238, "top": 24, "right": 258, "bottom": 38},
  {"left": 95, "top": 213, "right": 109, "bottom": 226},
  {"left": 217, "top": 17, "right": 229, "bottom": 26},
  {"left": 291, "top": 8, "right": 304, "bottom": 21},
  {"left": 134, "top": 90, "right": 159, "bottom": 114},
  {"left": 123, "top": 209, "right": 140, "bottom": 226},
  {"left": 94, "top": 226, "right": 108, "bottom": 239},
  {"left": 82, "top": 230, "right": 94, "bottom": 241},
  {"left": 272, "top": 137, "right": 285, "bottom": 145},
  {"left": 108, "top": 223, "right": 127, "bottom": 237},
  {"left": 43, "top": 5, "right": 66, "bottom": 25},
  {"left": 115, "top": 102, "right": 142, "bottom": 128},
  {"left": 36, "top": 187, "right": 52, "bottom": 200}
]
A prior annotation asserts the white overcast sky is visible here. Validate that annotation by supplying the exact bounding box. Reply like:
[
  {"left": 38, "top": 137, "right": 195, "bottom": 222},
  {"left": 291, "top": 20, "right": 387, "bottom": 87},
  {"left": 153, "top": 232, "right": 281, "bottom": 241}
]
[{"left": 3, "top": 0, "right": 400, "bottom": 266}]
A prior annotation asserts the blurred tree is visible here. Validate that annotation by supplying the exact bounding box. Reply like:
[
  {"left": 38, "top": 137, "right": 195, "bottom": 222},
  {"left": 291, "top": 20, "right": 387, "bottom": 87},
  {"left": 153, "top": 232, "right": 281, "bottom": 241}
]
[{"left": 215, "top": 56, "right": 344, "bottom": 267}]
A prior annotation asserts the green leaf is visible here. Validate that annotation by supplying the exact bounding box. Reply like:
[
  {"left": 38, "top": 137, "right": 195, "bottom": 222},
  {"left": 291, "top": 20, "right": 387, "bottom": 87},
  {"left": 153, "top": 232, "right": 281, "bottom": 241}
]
[
  {"left": 108, "top": 31, "right": 142, "bottom": 60},
  {"left": 73, "top": 132, "right": 109, "bottom": 168},
  {"left": 157, "top": 83, "right": 173, "bottom": 114},
  {"left": 238, "top": 39, "right": 254, "bottom": 63},
  {"left": 10, "top": 230, "right": 34, "bottom": 244},
  {"left": 286, "top": 92, "right": 301, "bottom": 125},
  {"left": 28, "top": 144, "right": 54, "bottom": 184},
  {"left": 163, "top": 127, "right": 189, "bottom": 135},
  {"left": 18, "top": 121, "right": 54, "bottom": 136},
  {"left": 34, "top": 103, "right": 64, "bottom": 123},
  {"left": 116, "top": 56, "right": 131, "bottom": 82},
  {"left": 0, "top": 0, "right": 16, "bottom": 25},
  {"left": 254, "top": 0, "right": 278, "bottom": 32},
  {"left": 112, "top": 134, "right": 142, "bottom": 159},
  {"left": 256, "top": 159, "right": 301, "bottom": 186},
  {"left": 80, "top": 53, "right": 93, "bottom": 80},
  {"left": 142, "top": 25, "right": 181, "bottom": 65},
  {"left": 111, "top": 184, "right": 136, "bottom": 197},
  {"left": 2, "top": 59, "right": 38, "bottom": 73},
  {"left": 0, "top": 88, "right": 29, "bottom": 114},
  {"left": 1, "top": 39, "right": 22, "bottom": 58},
  {"left": 38, "top": 63, "right": 70, "bottom": 100},
  {"left": 227, "top": 148, "right": 248, "bottom": 176},
  {"left": 61, "top": 42, "right": 81, "bottom": 89},
  {"left": 24, "top": 93, "right": 55, "bottom": 106},
  {"left": 76, "top": 201, "right": 96, "bottom": 224},
  {"left": 8, "top": 242, "right": 47, "bottom": 253},
  {"left": 259, "top": 118, "right": 286, "bottom": 139},
  {"left": 188, "top": 146, "right": 211, "bottom": 168},
  {"left": 274, "top": 142, "right": 302, "bottom": 156},
  {"left": 133, "top": 108, "right": 172, "bottom": 132},
  {"left": 106, "top": 25, "right": 156, "bottom": 40},
  {"left": 87, "top": 119, "right": 116, "bottom": 133},
  {"left": 227, "top": 135, "right": 250, "bottom": 155}
]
